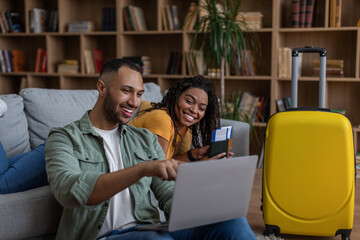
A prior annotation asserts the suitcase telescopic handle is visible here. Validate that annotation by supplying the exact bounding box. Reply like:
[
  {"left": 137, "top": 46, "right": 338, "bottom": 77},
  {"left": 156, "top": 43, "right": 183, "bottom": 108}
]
[{"left": 291, "top": 46, "right": 327, "bottom": 108}]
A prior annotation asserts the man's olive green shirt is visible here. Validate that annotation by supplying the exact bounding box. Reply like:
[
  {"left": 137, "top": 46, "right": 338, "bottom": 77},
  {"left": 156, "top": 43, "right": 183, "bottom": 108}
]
[{"left": 45, "top": 111, "right": 174, "bottom": 240}]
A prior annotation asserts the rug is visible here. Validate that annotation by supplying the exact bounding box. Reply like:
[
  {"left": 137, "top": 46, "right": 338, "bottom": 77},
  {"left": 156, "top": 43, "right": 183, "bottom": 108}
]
[{"left": 255, "top": 232, "right": 284, "bottom": 240}]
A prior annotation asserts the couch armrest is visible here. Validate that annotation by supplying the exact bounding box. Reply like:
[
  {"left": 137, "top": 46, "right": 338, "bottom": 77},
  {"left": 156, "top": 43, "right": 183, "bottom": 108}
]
[{"left": 220, "top": 118, "right": 249, "bottom": 157}]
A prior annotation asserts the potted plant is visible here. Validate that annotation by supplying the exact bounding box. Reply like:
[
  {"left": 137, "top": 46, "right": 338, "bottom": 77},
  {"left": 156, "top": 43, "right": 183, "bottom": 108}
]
[{"left": 191, "top": 0, "right": 261, "bottom": 107}]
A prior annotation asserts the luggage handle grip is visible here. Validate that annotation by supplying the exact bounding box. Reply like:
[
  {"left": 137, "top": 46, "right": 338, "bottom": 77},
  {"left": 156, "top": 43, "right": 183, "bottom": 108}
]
[
  {"left": 291, "top": 46, "right": 327, "bottom": 108},
  {"left": 292, "top": 46, "right": 327, "bottom": 57}
]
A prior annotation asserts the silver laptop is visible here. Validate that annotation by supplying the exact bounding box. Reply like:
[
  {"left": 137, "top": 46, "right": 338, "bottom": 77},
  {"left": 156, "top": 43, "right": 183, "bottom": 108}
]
[{"left": 135, "top": 155, "right": 258, "bottom": 232}]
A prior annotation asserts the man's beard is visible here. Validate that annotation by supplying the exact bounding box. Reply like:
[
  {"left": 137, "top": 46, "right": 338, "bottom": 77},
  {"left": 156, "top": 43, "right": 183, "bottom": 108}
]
[{"left": 103, "top": 91, "right": 128, "bottom": 125}]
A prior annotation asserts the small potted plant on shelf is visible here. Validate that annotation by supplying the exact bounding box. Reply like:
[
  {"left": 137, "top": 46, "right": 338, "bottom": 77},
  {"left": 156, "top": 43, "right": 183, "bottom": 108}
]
[{"left": 191, "top": 0, "right": 261, "bottom": 107}]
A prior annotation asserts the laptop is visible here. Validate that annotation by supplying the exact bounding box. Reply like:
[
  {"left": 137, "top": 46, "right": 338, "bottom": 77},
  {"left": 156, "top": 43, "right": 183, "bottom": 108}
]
[{"left": 135, "top": 155, "right": 258, "bottom": 232}]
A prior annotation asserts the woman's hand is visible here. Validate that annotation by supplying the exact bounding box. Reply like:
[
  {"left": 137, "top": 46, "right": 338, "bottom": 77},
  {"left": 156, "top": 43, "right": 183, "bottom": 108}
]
[{"left": 191, "top": 146, "right": 226, "bottom": 161}]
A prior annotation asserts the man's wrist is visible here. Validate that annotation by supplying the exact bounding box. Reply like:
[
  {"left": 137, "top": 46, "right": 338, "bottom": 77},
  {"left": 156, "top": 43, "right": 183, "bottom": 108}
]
[{"left": 187, "top": 150, "right": 197, "bottom": 161}]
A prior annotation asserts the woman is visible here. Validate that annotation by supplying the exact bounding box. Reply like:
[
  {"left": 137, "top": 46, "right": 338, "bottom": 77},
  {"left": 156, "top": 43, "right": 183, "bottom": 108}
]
[
  {"left": 0, "top": 98, "right": 48, "bottom": 194},
  {"left": 130, "top": 75, "right": 225, "bottom": 161}
]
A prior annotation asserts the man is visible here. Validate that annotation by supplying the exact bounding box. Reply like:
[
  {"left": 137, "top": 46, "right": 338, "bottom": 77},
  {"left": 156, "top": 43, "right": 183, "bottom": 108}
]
[{"left": 45, "top": 59, "right": 256, "bottom": 240}]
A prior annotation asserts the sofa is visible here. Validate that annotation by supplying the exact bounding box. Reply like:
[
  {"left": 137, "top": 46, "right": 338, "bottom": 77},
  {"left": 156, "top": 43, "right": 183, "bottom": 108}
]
[{"left": 0, "top": 82, "right": 250, "bottom": 240}]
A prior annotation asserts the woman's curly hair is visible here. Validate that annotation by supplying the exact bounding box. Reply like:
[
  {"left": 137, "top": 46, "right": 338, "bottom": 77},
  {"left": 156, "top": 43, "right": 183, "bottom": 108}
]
[{"left": 142, "top": 75, "right": 220, "bottom": 148}]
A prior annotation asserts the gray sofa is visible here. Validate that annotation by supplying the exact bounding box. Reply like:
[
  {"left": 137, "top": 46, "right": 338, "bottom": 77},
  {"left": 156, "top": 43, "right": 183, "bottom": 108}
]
[{"left": 0, "top": 82, "right": 249, "bottom": 240}]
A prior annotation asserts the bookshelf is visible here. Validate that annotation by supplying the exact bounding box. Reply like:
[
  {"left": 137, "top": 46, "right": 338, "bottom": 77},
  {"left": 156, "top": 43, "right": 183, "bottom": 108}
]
[{"left": 1, "top": 0, "right": 360, "bottom": 156}]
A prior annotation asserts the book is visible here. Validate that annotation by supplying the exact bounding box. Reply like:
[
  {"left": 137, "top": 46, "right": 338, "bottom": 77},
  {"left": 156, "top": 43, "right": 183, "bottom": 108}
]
[
  {"left": 129, "top": 5, "right": 139, "bottom": 31},
  {"left": 68, "top": 21, "right": 94, "bottom": 32},
  {"left": 92, "top": 49, "right": 104, "bottom": 73},
  {"left": 278, "top": 47, "right": 302, "bottom": 78},
  {"left": 57, "top": 64, "right": 78, "bottom": 74},
  {"left": 101, "top": 8, "right": 110, "bottom": 31},
  {"left": 161, "top": 7, "right": 169, "bottom": 31},
  {"left": 313, "top": 59, "right": 344, "bottom": 76},
  {"left": 236, "top": 12, "right": 263, "bottom": 30},
  {"left": 12, "top": 50, "right": 25, "bottom": 72},
  {"left": 123, "top": 56, "right": 152, "bottom": 75},
  {"left": 171, "top": 5, "right": 180, "bottom": 30},
  {"left": 329, "top": 0, "right": 342, "bottom": 27},
  {"left": 48, "top": 9, "right": 58, "bottom": 32},
  {"left": 5, "top": 50, "right": 13, "bottom": 72},
  {"left": 124, "top": 6, "right": 135, "bottom": 31},
  {"left": 165, "top": 5, "right": 174, "bottom": 30},
  {"left": 40, "top": 50, "right": 47, "bottom": 72},
  {"left": 29, "top": 8, "right": 47, "bottom": 33},
  {"left": 7, "top": 11, "right": 24, "bottom": 33},
  {"left": 182, "top": 3, "right": 198, "bottom": 31},
  {"left": 84, "top": 50, "right": 95, "bottom": 74},
  {"left": 123, "top": 7, "right": 131, "bottom": 31},
  {"left": 35, "top": 48, "right": 44, "bottom": 72},
  {"left": 0, "top": 12, "right": 7, "bottom": 33},
  {"left": 1, "top": 11, "right": 10, "bottom": 33},
  {"left": 299, "top": 0, "right": 306, "bottom": 27},
  {"left": 0, "top": 50, "right": 6, "bottom": 72},
  {"left": 276, "top": 98, "right": 286, "bottom": 112},
  {"left": 166, "top": 51, "right": 176, "bottom": 74},
  {"left": 305, "top": 0, "right": 315, "bottom": 27},
  {"left": 57, "top": 60, "right": 79, "bottom": 73},
  {"left": 334, "top": 0, "right": 342, "bottom": 27},
  {"left": 331, "top": 109, "right": 346, "bottom": 115},
  {"left": 209, "top": 126, "right": 233, "bottom": 158},
  {"left": 109, "top": 7, "right": 116, "bottom": 31},
  {"left": 133, "top": 6, "right": 147, "bottom": 31},
  {"left": 291, "top": 0, "right": 300, "bottom": 27}
]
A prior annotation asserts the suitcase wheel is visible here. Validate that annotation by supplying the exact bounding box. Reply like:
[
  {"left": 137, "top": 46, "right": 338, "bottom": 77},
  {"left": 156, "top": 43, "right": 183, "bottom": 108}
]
[
  {"left": 336, "top": 229, "right": 351, "bottom": 240},
  {"left": 264, "top": 224, "right": 280, "bottom": 236}
]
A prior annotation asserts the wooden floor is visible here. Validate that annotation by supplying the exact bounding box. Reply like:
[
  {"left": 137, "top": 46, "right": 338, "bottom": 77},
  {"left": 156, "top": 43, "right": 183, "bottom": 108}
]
[{"left": 246, "top": 169, "right": 360, "bottom": 240}]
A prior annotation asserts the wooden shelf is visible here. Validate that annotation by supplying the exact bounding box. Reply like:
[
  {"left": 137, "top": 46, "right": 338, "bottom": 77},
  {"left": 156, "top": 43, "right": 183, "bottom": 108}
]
[{"left": 1, "top": 0, "right": 360, "bottom": 156}]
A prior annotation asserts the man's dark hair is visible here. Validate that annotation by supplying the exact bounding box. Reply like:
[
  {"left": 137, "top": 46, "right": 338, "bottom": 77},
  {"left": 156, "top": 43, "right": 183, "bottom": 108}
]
[
  {"left": 99, "top": 58, "right": 141, "bottom": 79},
  {"left": 143, "top": 75, "right": 220, "bottom": 148}
]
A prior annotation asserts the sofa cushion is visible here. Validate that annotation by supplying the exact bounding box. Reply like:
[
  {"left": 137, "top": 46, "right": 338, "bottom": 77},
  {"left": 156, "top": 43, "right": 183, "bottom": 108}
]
[
  {"left": 0, "top": 185, "right": 62, "bottom": 240},
  {"left": 20, "top": 88, "right": 99, "bottom": 149},
  {"left": 20, "top": 83, "right": 162, "bottom": 149},
  {"left": 0, "top": 94, "right": 31, "bottom": 158}
]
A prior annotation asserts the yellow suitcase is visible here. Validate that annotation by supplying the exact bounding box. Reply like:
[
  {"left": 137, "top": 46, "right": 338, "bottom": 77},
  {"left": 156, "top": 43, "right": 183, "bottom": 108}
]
[{"left": 262, "top": 47, "right": 355, "bottom": 240}]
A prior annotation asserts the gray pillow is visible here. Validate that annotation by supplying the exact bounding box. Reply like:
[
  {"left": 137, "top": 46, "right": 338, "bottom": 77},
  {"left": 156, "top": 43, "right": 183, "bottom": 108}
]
[
  {"left": 20, "top": 88, "right": 99, "bottom": 149},
  {"left": 0, "top": 94, "right": 31, "bottom": 158},
  {"left": 20, "top": 83, "right": 162, "bottom": 149}
]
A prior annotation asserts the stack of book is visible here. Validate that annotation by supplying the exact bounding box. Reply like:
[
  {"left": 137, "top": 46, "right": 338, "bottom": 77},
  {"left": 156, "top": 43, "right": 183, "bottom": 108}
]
[
  {"left": 123, "top": 56, "right": 152, "bottom": 75},
  {"left": 35, "top": 48, "right": 47, "bottom": 73},
  {"left": 236, "top": 12, "right": 263, "bottom": 30},
  {"left": 238, "top": 92, "right": 269, "bottom": 123},
  {"left": 231, "top": 50, "right": 257, "bottom": 76},
  {"left": 123, "top": 5, "right": 147, "bottom": 31},
  {"left": 0, "top": 49, "right": 25, "bottom": 72},
  {"left": 166, "top": 51, "right": 182, "bottom": 75},
  {"left": 29, "top": 8, "right": 47, "bottom": 33},
  {"left": 68, "top": 21, "right": 94, "bottom": 32},
  {"left": 182, "top": 3, "right": 198, "bottom": 31},
  {"left": 57, "top": 60, "right": 79, "bottom": 74},
  {"left": 313, "top": 59, "right": 344, "bottom": 76},
  {"left": 84, "top": 49, "right": 104, "bottom": 74},
  {"left": 0, "top": 11, "right": 24, "bottom": 33},
  {"left": 291, "top": 0, "right": 315, "bottom": 28},
  {"left": 101, "top": 7, "right": 116, "bottom": 31},
  {"left": 161, "top": 5, "right": 180, "bottom": 30}
]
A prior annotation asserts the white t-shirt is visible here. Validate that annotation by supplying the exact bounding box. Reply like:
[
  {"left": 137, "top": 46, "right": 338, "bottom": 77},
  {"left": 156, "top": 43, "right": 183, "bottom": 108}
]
[{"left": 93, "top": 126, "right": 137, "bottom": 237}]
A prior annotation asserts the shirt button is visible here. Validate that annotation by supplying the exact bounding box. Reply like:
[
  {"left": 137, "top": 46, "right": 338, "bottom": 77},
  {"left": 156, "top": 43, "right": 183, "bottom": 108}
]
[{"left": 148, "top": 155, "right": 152, "bottom": 158}]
